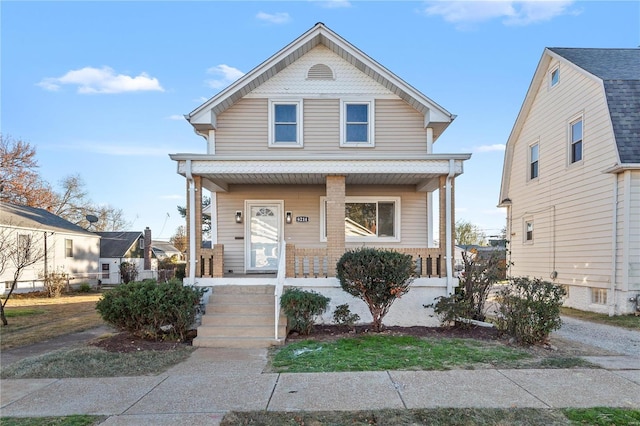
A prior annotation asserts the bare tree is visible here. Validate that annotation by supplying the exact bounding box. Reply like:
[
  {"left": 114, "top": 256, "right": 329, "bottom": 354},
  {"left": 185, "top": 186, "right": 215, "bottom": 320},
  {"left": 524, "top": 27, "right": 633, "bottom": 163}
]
[
  {"left": 0, "top": 227, "right": 46, "bottom": 325},
  {"left": 0, "top": 135, "right": 57, "bottom": 209},
  {"left": 455, "top": 220, "right": 487, "bottom": 246},
  {"left": 170, "top": 225, "right": 187, "bottom": 253}
]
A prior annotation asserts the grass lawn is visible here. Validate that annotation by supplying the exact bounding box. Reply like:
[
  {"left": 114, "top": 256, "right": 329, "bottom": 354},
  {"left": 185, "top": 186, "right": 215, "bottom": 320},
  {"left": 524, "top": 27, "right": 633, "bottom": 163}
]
[
  {"left": 270, "top": 334, "right": 594, "bottom": 373},
  {"left": 561, "top": 307, "right": 640, "bottom": 330},
  {"left": 220, "top": 407, "right": 640, "bottom": 426},
  {"left": 0, "top": 292, "right": 106, "bottom": 350}
]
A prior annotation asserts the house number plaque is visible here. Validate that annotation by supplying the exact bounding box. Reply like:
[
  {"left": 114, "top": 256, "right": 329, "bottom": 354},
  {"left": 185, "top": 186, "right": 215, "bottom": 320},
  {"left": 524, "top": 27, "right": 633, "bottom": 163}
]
[{"left": 296, "top": 216, "right": 309, "bottom": 223}]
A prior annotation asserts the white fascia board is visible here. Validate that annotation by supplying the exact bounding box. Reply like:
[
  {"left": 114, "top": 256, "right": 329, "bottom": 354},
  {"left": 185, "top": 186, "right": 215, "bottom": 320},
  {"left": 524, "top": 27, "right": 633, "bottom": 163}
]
[{"left": 602, "top": 163, "right": 640, "bottom": 174}]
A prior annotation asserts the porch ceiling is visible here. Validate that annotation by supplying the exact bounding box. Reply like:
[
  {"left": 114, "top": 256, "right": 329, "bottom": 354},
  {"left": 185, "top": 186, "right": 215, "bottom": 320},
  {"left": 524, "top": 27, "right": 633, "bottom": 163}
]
[{"left": 171, "top": 155, "right": 471, "bottom": 192}]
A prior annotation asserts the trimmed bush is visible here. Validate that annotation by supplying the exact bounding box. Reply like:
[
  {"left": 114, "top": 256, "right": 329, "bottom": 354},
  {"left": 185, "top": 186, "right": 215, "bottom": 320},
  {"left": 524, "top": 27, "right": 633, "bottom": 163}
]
[
  {"left": 280, "top": 287, "right": 330, "bottom": 335},
  {"left": 494, "top": 276, "right": 565, "bottom": 345},
  {"left": 336, "top": 248, "right": 415, "bottom": 332},
  {"left": 96, "top": 279, "right": 205, "bottom": 341},
  {"left": 333, "top": 303, "right": 360, "bottom": 331}
]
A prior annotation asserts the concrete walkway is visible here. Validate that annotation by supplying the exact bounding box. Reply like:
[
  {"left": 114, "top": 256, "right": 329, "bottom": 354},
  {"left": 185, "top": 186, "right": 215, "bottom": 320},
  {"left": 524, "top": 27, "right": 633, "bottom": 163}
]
[{"left": 2, "top": 344, "right": 639, "bottom": 425}]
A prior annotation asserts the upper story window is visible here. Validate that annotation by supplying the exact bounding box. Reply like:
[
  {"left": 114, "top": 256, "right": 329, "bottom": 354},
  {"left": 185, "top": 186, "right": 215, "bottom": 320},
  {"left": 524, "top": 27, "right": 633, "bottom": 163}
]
[
  {"left": 268, "top": 100, "right": 303, "bottom": 148},
  {"left": 570, "top": 117, "right": 583, "bottom": 164},
  {"left": 529, "top": 143, "right": 539, "bottom": 180},
  {"left": 65, "top": 239, "right": 73, "bottom": 258},
  {"left": 341, "top": 100, "right": 374, "bottom": 147},
  {"left": 550, "top": 66, "right": 560, "bottom": 87},
  {"left": 18, "top": 234, "right": 32, "bottom": 261}
]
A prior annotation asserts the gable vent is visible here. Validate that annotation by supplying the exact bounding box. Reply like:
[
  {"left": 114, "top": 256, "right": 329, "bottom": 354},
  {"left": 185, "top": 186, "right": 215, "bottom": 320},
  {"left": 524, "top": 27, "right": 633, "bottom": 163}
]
[{"left": 307, "top": 64, "right": 334, "bottom": 80}]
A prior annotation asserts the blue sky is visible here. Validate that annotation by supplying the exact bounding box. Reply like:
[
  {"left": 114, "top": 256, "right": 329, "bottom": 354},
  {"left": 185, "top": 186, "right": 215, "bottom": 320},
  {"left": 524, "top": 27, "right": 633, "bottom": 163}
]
[{"left": 2, "top": 1, "right": 638, "bottom": 241}]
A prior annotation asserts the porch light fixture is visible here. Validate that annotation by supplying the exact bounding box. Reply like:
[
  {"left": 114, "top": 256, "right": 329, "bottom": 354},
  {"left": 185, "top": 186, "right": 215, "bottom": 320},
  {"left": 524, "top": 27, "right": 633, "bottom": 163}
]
[
  {"left": 235, "top": 211, "right": 242, "bottom": 224},
  {"left": 286, "top": 211, "right": 293, "bottom": 224}
]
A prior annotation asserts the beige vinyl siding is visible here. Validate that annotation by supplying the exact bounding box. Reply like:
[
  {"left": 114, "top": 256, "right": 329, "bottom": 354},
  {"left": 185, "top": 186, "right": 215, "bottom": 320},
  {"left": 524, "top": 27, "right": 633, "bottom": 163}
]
[
  {"left": 508, "top": 60, "right": 618, "bottom": 290},
  {"left": 374, "top": 99, "right": 428, "bottom": 153},
  {"left": 214, "top": 98, "right": 428, "bottom": 156},
  {"left": 617, "top": 171, "right": 640, "bottom": 291},
  {"left": 630, "top": 171, "right": 640, "bottom": 290},
  {"left": 216, "top": 184, "right": 428, "bottom": 272},
  {"left": 215, "top": 98, "right": 268, "bottom": 154}
]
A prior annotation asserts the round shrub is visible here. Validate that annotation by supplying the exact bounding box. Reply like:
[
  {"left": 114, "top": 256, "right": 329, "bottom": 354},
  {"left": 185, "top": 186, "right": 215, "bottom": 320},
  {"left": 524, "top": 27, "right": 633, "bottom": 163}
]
[
  {"left": 96, "top": 279, "right": 204, "bottom": 341},
  {"left": 336, "top": 248, "right": 415, "bottom": 332},
  {"left": 280, "top": 287, "right": 330, "bottom": 335}
]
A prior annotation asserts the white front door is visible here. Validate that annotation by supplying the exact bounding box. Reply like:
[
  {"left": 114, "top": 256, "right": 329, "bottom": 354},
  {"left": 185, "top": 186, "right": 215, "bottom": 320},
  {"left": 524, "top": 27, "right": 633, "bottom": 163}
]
[{"left": 245, "top": 202, "right": 282, "bottom": 273}]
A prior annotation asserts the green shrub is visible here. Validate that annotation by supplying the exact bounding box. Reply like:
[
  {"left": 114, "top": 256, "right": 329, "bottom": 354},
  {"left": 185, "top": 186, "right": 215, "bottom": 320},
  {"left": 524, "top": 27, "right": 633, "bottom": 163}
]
[
  {"left": 333, "top": 304, "right": 360, "bottom": 331},
  {"left": 336, "top": 248, "right": 415, "bottom": 332},
  {"left": 280, "top": 287, "right": 330, "bottom": 335},
  {"left": 494, "top": 276, "right": 565, "bottom": 345},
  {"left": 96, "top": 279, "right": 205, "bottom": 341},
  {"left": 429, "top": 250, "right": 505, "bottom": 327},
  {"left": 78, "top": 282, "right": 92, "bottom": 293}
]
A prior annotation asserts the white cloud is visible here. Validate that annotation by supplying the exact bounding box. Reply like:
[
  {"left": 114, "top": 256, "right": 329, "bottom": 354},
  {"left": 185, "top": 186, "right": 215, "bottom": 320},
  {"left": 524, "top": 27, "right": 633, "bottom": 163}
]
[
  {"left": 422, "top": 1, "right": 575, "bottom": 27},
  {"left": 475, "top": 144, "right": 506, "bottom": 153},
  {"left": 38, "top": 66, "right": 164, "bottom": 94},
  {"left": 206, "top": 64, "right": 245, "bottom": 90},
  {"left": 166, "top": 114, "right": 186, "bottom": 121},
  {"left": 256, "top": 12, "right": 291, "bottom": 24}
]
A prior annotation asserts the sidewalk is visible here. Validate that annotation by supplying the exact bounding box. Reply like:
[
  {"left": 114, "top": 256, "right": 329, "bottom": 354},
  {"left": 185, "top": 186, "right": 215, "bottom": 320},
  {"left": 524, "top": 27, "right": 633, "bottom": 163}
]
[{"left": 2, "top": 344, "right": 639, "bottom": 425}]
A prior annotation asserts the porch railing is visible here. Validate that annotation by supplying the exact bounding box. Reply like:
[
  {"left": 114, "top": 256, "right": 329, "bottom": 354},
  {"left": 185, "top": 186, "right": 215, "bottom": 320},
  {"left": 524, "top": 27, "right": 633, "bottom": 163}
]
[
  {"left": 198, "top": 244, "right": 224, "bottom": 278},
  {"left": 285, "top": 244, "right": 444, "bottom": 279}
]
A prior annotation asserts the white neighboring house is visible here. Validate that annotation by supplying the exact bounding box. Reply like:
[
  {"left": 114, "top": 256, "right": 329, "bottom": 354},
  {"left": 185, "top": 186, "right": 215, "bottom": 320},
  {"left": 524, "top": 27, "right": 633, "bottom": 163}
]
[
  {"left": 0, "top": 202, "right": 101, "bottom": 294},
  {"left": 499, "top": 48, "right": 640, "bottom": 315},
  {"left": 96, "top": 227, "right": 157, "bottom": 284}
]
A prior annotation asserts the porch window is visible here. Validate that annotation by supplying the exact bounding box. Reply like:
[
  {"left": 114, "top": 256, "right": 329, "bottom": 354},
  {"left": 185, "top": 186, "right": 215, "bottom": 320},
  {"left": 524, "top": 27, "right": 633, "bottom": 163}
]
[
  {"left": 269, "top": 100, "right": 303, "bottom": 147},
  {"left": 340, "top": 100, "right": 374, "bottom": 147},
  {"left": 321, "top": 196, "right": 400, "bottom": 241}
]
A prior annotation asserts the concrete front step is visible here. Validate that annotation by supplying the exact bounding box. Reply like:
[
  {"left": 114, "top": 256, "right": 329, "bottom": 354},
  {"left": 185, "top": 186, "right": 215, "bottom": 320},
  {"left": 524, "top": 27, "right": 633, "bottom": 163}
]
[
  {"left": 195, "top": 285, "right": 288, "bottom": 348},
  {"left": 197, "top": 324, "right": 287, "bottom": 338},
  {"left": 192, "top": 336, "right": 284, "bottom": 349},
  {"left": 201, "top": 313, "right": 287, "bottom": 327}
]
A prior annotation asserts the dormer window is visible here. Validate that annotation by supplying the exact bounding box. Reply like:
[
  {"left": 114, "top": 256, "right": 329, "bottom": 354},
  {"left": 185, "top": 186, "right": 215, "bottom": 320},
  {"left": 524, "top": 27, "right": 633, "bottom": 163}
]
[
  {"left": 268, "top": 100, "right": 303, "bottom": 147},
  {"left": 550, "top": 66, "right": 559, "bottom": 87},
  {"left": 307, "top": 64, "right": 334, "bottom": 80}
]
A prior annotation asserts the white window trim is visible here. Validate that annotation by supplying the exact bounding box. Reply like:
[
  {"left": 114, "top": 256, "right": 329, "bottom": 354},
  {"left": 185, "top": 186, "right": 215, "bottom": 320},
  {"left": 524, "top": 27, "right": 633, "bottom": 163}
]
[
  {"left": 549, "top": 65, "right": 560, "bottom": 89},
  {"left": 268, "top": 99, "right": 303, "bottom": 148},
  {"left": 523, "top": 218, "right": 534, "bottom": 245},
  {"left": 528, "top": 141, "right": 539, "bottom": 182},
  {"left": 568, "top": 113, "right": 584, "bottom": 166},
  {"left": 340, "top": 99, "right": 375, "bottom": 147},
  {"left": 320, "top": 196, "right": 401, "bottom": 242}
]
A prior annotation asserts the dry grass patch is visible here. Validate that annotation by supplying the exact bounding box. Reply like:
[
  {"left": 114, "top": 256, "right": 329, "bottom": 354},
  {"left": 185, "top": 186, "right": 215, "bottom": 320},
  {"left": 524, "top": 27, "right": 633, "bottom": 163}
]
[{"left": 0, "top": 293, "right": 106, "bottom": 350}]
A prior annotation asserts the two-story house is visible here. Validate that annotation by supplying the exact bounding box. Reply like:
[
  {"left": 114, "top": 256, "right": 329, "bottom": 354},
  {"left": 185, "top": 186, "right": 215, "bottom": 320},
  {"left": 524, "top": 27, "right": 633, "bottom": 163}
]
[
  {"left": 499, "top": 48, "right": 640, "bottom": 315},
  {"left": 171, "top": 23, "right": 471, "bottom": 347}
]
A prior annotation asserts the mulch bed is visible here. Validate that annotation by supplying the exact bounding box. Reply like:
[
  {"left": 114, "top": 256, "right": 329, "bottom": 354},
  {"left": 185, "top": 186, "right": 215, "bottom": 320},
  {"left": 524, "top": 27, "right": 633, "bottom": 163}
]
[{"left": 90, "top": 331, "right": 195, "bottom": 353}]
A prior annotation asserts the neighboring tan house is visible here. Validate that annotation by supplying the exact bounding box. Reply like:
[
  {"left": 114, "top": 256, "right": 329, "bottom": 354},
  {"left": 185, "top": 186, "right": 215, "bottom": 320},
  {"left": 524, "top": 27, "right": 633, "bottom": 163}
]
[
  {"left": 151, "top": 240, "right": 184, "bottom": 262},
  {"left": 96, "top": 227, "right": 156, "bottom": 284},
  {"left": 499, "top": 48, "right": 640, "bottom": 315},
  {"left": 0, "top": 202, "right": 101, "bottom": 294},
  {"left": 170, "top": 23, "right": 471, "bottom": 347}
]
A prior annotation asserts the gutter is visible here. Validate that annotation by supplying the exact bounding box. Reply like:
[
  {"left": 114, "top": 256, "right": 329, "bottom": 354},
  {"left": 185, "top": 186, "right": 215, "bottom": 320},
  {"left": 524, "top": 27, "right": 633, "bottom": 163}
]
[
  {"left": 185, "top": 160, "right": 197, "bottom": 285},
  {"left": 445, "top": 159, "right": 455, "bottom": 294}
]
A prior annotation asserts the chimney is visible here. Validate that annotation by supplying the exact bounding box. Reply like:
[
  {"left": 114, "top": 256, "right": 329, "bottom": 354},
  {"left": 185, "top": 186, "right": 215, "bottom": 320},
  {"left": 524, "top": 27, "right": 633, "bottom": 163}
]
[{"left": 144, "top": 227, "right": 152, "bottom": 270}]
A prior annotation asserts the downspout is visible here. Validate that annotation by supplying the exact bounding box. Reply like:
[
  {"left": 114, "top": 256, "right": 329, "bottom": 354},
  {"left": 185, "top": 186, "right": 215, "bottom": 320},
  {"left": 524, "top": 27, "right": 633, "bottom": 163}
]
[
  {"left": 610, "top": 173, "right": 618, "bottom": 316},
  {"left": 445, "top": 159, "right": 455, "bottom": 295},
  {"left": 186, "top": 160, "right": 197, "bottom": 285}
]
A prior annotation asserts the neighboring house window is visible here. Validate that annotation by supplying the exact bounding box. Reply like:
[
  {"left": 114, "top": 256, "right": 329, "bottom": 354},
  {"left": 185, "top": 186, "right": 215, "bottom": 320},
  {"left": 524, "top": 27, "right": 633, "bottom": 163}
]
[
  {"left": 321, "top": 196, "right": 399, "bottom": 241},
  {"left": 550, "top": 66, "right": 559, "bottom": 87},
  {"left": 341, "top": 100, "right": 374, "bottom": 147},
  {"left": 139, "top": 238, "right": 144, "bottom": 250},
  {"left": 268, "top": 100, "right": 303, "bottom": 147},
  {"left": 17, "top": 234, "right": 31, "bottom": 261},
  {"left": 524, "top": 219, "right": 534, "bottom": 243},
  {"left": 101, "top": 264, "right": 110, "bottom": 279},
  {"left": 65, "top": 239, "right": 73, "bottom": 258},
  {"left": 529, "top": 143, "right": 539, "bottom": 180},
  {"left": 591, "top": 288, "right": 607, "bottom": 305},
  {"left": 570, "top": 118, "right": 583, "bottom": 164}
]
